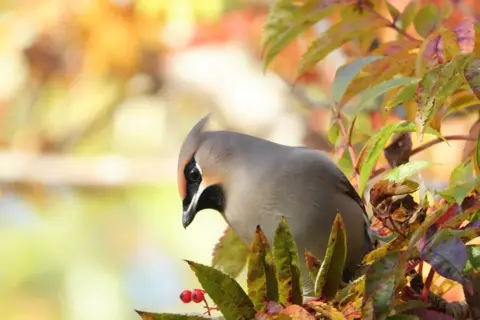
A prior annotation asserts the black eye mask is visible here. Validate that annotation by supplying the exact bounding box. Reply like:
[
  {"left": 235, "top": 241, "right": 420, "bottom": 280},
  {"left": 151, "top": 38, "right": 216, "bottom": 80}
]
[{"left": 183, "top": 157, "right": 202, "bottom": 212}]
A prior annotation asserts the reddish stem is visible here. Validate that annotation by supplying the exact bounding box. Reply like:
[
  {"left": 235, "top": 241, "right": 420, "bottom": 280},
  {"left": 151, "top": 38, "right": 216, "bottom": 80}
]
[{"left": 422, "top": 268, "right": 436, "bottom": 302}]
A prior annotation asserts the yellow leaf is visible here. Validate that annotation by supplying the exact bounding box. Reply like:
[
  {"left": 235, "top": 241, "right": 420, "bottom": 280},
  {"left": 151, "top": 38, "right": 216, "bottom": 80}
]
[
  {"left": 341, "top": 53, "right": 417, "bottom": 106},
  {"left": 298, "top": 13, "right": 391, "bottom": 77}
]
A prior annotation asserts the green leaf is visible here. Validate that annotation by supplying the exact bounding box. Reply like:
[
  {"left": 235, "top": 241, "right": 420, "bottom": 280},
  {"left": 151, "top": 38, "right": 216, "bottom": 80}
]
[
  {"left": 386, "top": 161, "right": 433, "bottom": 183},
  {"left": 247, "top": 226, "right": 279, "bottom": 311},
  {"left": 314, "top": 213, "right": 347, "bottom": 299},
  {"left": 135, "top": 311, "right": 211, "bottom": 320},
  {"left": 416, "top": 54, "right": 471, "bottom": 134},
  {"left": 437, "top": 179, "right": 480, "bottom": 204},
  {"left": 356, "top": 77, "right": 419, "bottom": 111},
  {"left": 363, "top": 252, "right": 406, "bottom": 320},
  {"left": 358, "top": 121, "right": 435, "bottom": 195},
  {"left": 464, "top": 245, "right": 480, "bottom": 275},
  {"left": 437, "top": 160, "right": 480, "bottom": 204},
  {"left": 450, "top": 160, "right": 474, "bottom": 186},
  {"left": 332, "top": 56, "right": 384, "bottom": 104},
  {"left": 212, "top": 227, "right": 249, "bottom": 278},
  {"left": 186, "top": 260, "right": 256, "bottom": 319},
  {"left": 386, "top": 1, "right": 400, "bottom": 21},
  {"left": 298, "top": 13, "right": 390, "bottom": 77},
  {"left": 273, "top": 217, "right": 303, "bottom": 306},
  {"left": 384, "top": 81, "right": 419, "bottom": 111},
  {"left": 399, "top": 0, "right": 418, "bottom": 30},
  {"left": 262, "top": 0, "right": 354, "bottom": 71},
  {"left": 413, "top": 4, "right": 440, "bottom": 38}
]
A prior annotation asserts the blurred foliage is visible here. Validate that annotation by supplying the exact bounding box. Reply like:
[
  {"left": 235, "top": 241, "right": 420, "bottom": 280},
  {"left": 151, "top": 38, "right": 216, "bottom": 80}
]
[{"left": 139, "top": 0, "right": 480, "bottom": 319}]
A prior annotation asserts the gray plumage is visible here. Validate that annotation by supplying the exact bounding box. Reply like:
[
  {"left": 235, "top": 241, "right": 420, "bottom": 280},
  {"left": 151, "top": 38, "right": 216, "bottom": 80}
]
[{"left": 178, "top": 115, "right": 373, "bottom": 295}]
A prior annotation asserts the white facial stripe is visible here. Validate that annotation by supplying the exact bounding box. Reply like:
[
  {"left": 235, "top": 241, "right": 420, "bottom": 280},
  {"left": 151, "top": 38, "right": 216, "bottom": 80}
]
[
  {"left": 186, "top": 182, "right": 205, "bottom": 213},
  {"left": 195, "top": 162, "right": 202, "bottom": 175}
]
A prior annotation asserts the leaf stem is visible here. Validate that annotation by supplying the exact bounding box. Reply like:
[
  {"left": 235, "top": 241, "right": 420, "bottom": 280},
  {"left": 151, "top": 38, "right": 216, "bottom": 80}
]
[{"left": 333, "top": 107, "right": 360, "bottom": 181}]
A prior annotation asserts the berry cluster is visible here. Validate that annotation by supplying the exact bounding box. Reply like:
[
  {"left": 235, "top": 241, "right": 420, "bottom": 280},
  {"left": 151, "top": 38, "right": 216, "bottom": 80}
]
[
  {"left": 179, "top": 289, "right": 205, "bottom": 304},
  {"left": 179, "top": 289, "right": 217, "bottom": 316}
]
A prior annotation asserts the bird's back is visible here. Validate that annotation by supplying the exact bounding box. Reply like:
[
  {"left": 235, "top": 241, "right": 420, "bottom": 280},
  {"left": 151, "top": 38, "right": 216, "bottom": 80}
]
[{"left": 217, "top": 136, "right": 371, "bottom": 294}]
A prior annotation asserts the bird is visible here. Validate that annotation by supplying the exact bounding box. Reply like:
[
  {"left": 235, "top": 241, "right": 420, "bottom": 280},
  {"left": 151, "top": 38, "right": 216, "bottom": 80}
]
[{"left": 177, "top": 115, "right": 374, "bottom": 296}]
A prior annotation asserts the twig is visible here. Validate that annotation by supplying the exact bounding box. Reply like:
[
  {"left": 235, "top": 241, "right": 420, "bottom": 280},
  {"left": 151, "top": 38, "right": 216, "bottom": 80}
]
[
  {"left": 361, "top": 4, "right": 419, "bottom": 42},
  {"left": 369, "top": 135, "right": 477, "bottom": 180}
]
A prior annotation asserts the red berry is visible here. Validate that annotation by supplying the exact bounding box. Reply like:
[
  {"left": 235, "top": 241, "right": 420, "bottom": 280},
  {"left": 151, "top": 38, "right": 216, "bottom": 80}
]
[
  {"left": 179, "top": 290, "right": 192, "bottom": 303},
  {"left": 191, "top": 289, "right": 204, "bottom": 303}
]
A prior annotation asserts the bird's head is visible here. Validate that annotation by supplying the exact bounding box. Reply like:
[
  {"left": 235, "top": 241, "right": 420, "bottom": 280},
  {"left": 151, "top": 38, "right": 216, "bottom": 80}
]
[{"left": 177, "top": 115, "right": 228, "bottom": 229}]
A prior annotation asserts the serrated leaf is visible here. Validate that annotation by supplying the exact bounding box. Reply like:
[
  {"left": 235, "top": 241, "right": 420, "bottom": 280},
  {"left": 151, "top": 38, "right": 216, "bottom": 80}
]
[
  {"left": 416, "top": 54, "right": 471, "bottom": 134},
  {"left": 298, "top": 13, "right": 390, "bottom": 77},
  {"left": 384, "top": 81, "right": 419, "bottom": 111},
  {"left": 386, "top": 161, "right": 432, "bottom": 183},
  {"left": 356, "top": 77, "right": 419, "bottom": 111},
  {"left": 212, "top": 227, "right": 249, "bottom": 278},
  {"left": 334, "top": 275, "right": 365, "bottom": 305},
  {"left": 186, "top": 260, "right": 256, "bottom": 319},
  {"left": 332, "top": 56, "right": 384, "bottom": 104},
  {"left": 135, "top": 311, "right": 211, "bottom": 320},
  {"left": 342, "top": 52, "right": 418, "bottom": 107},
  {"left": 247, "top": 226, "right": 279, "bottom": 311},
  {"left": 399, "top": 0, "right": 418, "bottom": 30},
  {"left": 314, "top": 213, "right": 347, "bottom": 299},
  {"left": 464, "top": 245, "right": 480, "bottom": 275},
  {"left": 362, "top": 236, "right": 407, "bottom": 265},
  {"left": 413, "top": 4, "right": 440, "bottom": 38},
  {"left": 363, "top": 251, "right": 406, "bottom": 320},
  {"left": 274, "top": 217, "right": 302, "bottom": 306},
  {"left": 262, "top": 0, "right": 355, "bottom": 71}
]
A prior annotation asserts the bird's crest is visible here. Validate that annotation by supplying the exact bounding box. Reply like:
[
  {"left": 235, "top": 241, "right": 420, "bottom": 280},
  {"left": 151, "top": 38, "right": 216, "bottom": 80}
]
[{"left": 177, "top": 114, "right": 210, "bottom": 199}]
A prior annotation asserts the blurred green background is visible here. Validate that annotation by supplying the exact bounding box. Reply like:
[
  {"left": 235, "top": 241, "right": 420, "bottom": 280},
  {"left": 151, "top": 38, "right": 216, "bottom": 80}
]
[{"left": 0, "top": 0, "right": 477, "bottom": 319}]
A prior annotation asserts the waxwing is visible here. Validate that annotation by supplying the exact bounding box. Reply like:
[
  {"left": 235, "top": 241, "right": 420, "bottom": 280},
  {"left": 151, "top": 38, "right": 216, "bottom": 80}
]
[{"left": 177, "top": 115, "right": 374, "bottom": 295}]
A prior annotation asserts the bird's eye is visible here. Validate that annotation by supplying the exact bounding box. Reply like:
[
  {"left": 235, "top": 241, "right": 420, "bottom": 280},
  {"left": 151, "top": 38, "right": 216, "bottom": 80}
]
[{"left": 188, "top": 167, "right": 201, "bottom": 182}]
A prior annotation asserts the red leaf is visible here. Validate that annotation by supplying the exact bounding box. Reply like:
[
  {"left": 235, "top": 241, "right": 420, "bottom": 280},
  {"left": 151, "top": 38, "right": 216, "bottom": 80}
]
[{"left": 424, "top": 35, "right": 445, "bottom": 67}]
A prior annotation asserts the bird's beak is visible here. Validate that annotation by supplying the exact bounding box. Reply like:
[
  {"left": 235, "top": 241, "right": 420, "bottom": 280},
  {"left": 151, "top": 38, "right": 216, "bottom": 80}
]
[
  {"left": 182, "top": 184, "right": 225, "bottom": 229},
  {"left": 182, "top": 184, "right": 204, "bottom": 229}
]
